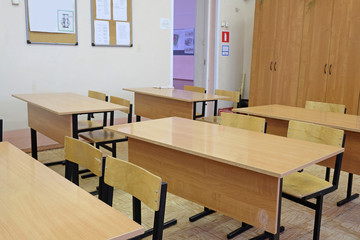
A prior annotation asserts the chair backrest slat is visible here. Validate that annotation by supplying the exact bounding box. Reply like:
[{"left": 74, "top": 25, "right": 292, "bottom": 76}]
[
  {"left": 215, "top": 89, "right": 240, "bottom": 104},
  {"left": 221, "top": 112, "right": 266, "bottom": 133},
  {"left": 110, "top": 96, "right": 130, "bottom": 114},
  {"left": 305, "top": 101, "right": 346, "bottom": 113},
  {"left": 105, "top": 156, "right": 162, "bottom": 211},
  {"left": 64, "top": 137, "right": 103, "bottom": 177},
  {"left": 184, "top": 85, "right": 205, "bottom": 93},
  {"left": 88, "top": 90, "right": 107, "bottom": 101},
  {"left": 287, "top": 120, "right": 344, "bottom": 147}
]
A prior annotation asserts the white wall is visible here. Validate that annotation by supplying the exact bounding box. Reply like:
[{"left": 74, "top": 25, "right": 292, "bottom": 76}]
[
  {"left": 216, "top": 0, "right": 255, "bottom": 100},
  {"left": 0, "top": 0, "right": 172, "bottom": 130}
]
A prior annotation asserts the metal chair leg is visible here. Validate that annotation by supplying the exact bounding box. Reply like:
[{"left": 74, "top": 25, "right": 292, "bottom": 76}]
[
  {"left": 313, "top": 195, "right": 324, "bottom": 240},
  {"left": 325, "top": 167, "right": 331, "bottom": 182}
]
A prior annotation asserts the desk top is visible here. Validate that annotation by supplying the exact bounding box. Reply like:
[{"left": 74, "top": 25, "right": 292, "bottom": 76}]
[
  {"left": 106, "top": 117, "right": 343, "bottom": 178},
  {"left": 233, "top": 104, "right": 360, "bottom": 133},
  {"left": 13, "top": 93, "right": 126, "bottom": 115},
  {"left": 0, "top": 142, "right": 144, "bottom": 240},
  {"left": 124, "top": 87, "right": 229, "bottom": 102}
]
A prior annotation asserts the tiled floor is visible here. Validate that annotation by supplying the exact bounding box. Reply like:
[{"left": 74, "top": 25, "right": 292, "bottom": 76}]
[{"left": 37, "top": 143, "right": 360, "bottom": 240}]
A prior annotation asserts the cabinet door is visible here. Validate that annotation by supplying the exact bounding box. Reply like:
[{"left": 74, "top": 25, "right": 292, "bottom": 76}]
[
  {"left": 249, "top": 0, "right": 278, "bottom": 106},
  {"left": 297, "top": 0, "right": 334, "bottom": 107},
  {"left": 326, "top": 0, "right": 360, "bottom": 114},
  {"left": 271, "top": 0, "right": 305, "bottom": 106}
]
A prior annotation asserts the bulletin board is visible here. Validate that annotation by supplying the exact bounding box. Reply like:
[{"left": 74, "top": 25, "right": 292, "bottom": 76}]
[
  {"left": 25, "top": 0, "right": 78, "bottom": 45},
  {"left": 91, "top": 0, "right": 133, "bottom": 47}
]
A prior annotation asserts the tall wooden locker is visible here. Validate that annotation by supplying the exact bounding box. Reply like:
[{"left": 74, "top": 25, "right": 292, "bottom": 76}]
[
  {"left": 249, "top": 0, "right": 277, "bottom": 106},
  {"left": 297, "top": 0, "right": 360, "bottom": 114},
  {"left": 249, "top": 0, "right": 305, "bottom": 107},
  {"left": 325, "top": 0, "right": 360, "bottom": 114}
]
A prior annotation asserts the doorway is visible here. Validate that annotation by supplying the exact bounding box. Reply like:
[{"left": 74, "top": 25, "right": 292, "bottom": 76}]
[{"left": 173, "top": 0, "right": 211, "bottom": 91}]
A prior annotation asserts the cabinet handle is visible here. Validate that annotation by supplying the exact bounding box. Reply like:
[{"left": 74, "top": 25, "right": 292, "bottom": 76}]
[
  {"left": 324, "top": 64, "right": 327, "bottom": 74},
  {"left": 270, "top": 61, "right": 273, "bottom": 71},
  {"left": 274, "top": 62, "right": 277, "bottom": 71},
  {"left": 329, "top": 64, "right": 332, "bottom": 75}
]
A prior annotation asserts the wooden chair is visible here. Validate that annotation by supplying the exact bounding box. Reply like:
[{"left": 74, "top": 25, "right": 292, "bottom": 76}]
[
  {"left": 103, "top": 156, "right": 177, "bottom": 240},
  {"left": 184, "top": 85, "right": 206, "bottom": 118},
  {"left": 0, "top": 119, "right": 3, "bottom": 142},
  {"left": 78, "top": 90, "right": 108, "bottom": 133},
  {"left": 198, "top": 89, "right": 241, "bottom": 124},
  {"left": 64, "top": 136, "right": 107, "bottom": 200},
  {"left": 183, "top": 85, "right": 205, "bottom": 93},
  {"left": 282, "top": 120, "right": 344, "bottom": 240},
  {"left": 79, "top": 96, "right": 132, "bottom": 158},
  {"left": 221, "top": 112, "right": 266, "bottom": 132},
  {"left": 190, "top": 113, "right": 267, "bottom": 235},
  {"left": 305, "top": 100, "right": 346, "bottom": 113},
  {"left": 305, "top": 100, "right": 346, "bottom": 181}
]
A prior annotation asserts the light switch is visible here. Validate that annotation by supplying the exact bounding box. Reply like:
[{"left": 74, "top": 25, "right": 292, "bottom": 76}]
[
  {"left": 160, "top": 18, "right": 171, "bottom": 30},
  {"left": 12, "top": 0, "right": 19, "bottom": 5}
]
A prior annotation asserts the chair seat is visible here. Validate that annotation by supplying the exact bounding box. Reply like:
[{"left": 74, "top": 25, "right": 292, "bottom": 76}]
[
  {"left": 79, "top": 129, "right": 126, "bottom": 143},
  {"left": 78, "top": 120, "right": 103, "bottom": 131},
  {"left": 197, "top": 116, "right": 221, "bottom": 124},
  {"left": 283, "top": 172, "right": 332, "bottom": 199}
]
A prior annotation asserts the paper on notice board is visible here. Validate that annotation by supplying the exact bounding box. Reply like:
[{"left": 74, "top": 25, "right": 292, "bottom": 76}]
[
  {"left": 113, "top": 0, "right": 127, "bottom": 21},
  {"left": 94, "top": 20, "right": 110, "bottom": 45},
  {"left": 28, "top": 0, "right": 75, "bottom": 33},
  {"left": 96, "top": 0, "right": 111, "bottom": 20},
  {"left": 116, "top": 22, "right": 130, "bottom": 45}
]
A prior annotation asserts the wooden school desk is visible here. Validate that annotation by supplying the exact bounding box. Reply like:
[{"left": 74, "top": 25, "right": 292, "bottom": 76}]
[
  {"left": 233, "top": 104, "right": 360, "bottom": 205},
  {"left": 13, "top": 93, "right": 127, "bottom": 159},
  {"left": 0, "top": 141, "right": 144, "bottom": 240},
  {"left": 123, "top": 88, "right": 229, "bottom": 120},
  {"left": 106, "top": 117, "right": 343, "bottom": 239}
]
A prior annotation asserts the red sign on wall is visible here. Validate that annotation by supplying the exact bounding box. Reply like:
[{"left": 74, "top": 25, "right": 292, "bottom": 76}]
[{"left": 222, "top": 31, "right": 229, "bottom": 42}]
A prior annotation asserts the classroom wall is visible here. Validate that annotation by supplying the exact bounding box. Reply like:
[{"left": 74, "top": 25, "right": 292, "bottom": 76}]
[
  {"left": 217, "top": 0, "right": 255, "bottom": 100},
  {"left": 0, "top": 0, "right": 172, "bottom": 130}
]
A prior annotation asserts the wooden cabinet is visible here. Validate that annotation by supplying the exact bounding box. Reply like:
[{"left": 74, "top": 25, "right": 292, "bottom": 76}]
[
  {"left": 297, "top": 0, "right": 360, "bottom": 114},
  {"left": 297, "top": 0, "right": 334, "bottom": 106},
  {"left": 249, "top": 0, "right": 277, "bottom": 106},
  {"left": 251, "top": 0, "right": 360, "bottom": 114},
  {"left": 249, "top": 0, "right": 305, "bottom": 107},
  {"left": 325, "top": 0, "right": 360, "bottom": 114}
]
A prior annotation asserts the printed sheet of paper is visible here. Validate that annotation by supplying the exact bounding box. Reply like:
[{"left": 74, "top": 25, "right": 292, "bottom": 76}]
[
  {"left": 113, "top": 0, "right": 127, "bottom": 21},
  {"left": 96, "top": 0, "right": 111, "bottom": 20},
  {"left": 28, "top": 0, "right": 75, "bottom": 33},
  {"left": 94, "top": 20, "right": 110, "bottom": 45},
  {"left": 116, "top": 22, "right": 130, "bottom": 45}
]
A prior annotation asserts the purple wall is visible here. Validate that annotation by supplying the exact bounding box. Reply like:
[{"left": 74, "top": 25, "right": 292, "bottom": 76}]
[{"left": 173, "top": 0, "right": 196, "bottom": 89}]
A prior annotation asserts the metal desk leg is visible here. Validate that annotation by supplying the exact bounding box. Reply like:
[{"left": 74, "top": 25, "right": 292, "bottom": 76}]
[
  {"left": 214, "top": 100, "right": 218, "bottom": 116},
  {"left": 193, "top": 103, "right": 197, "bottom": 120},
  {"left": 31, "top": 128, "right": 38, "bottom": 160},
  {"left": 201, "top": 101, "right": 206, "bottom": 117},
  {"left": 65, "top": 114, "right": 79, "bottom": 181},
  {"left": 337, "top": 173, "right": 359, "bottom": 206},
  {"left": 227, "top": 223, "right": 253, "bottom": 239},
  {"left": 189, "top": 207, "right": 215, "bottom": 222},
  {"left": 0, "top": 119, "right": 3, "bottom": 142}
]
